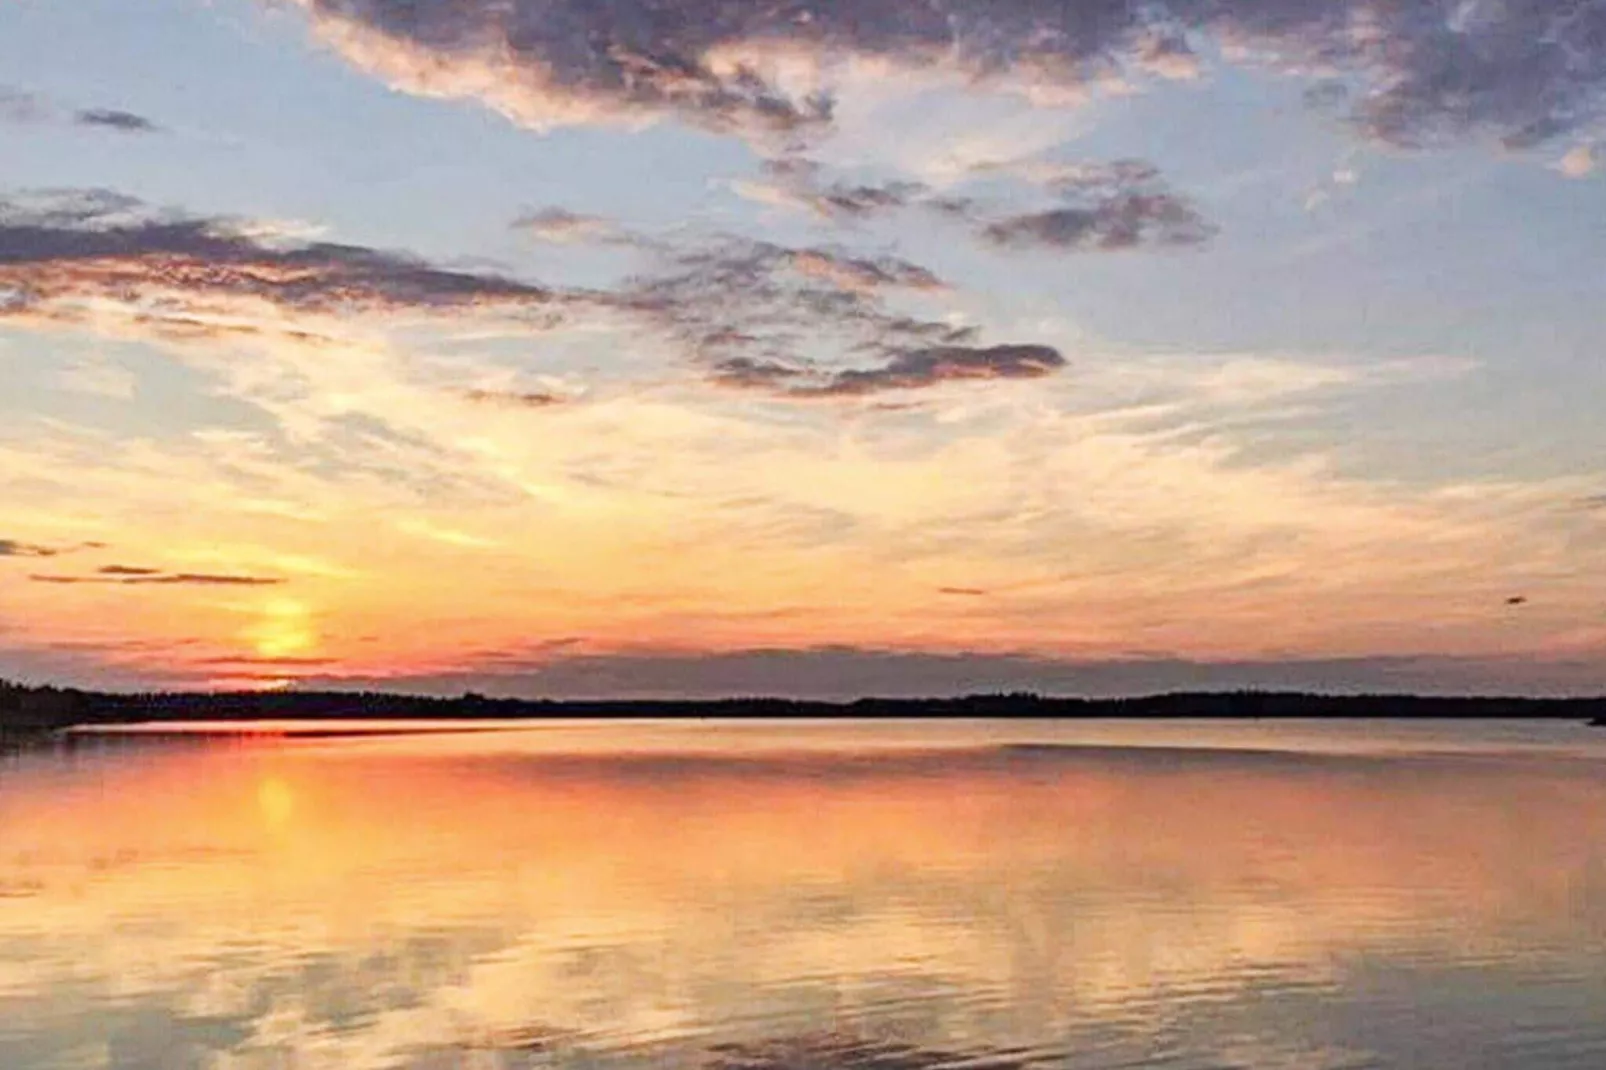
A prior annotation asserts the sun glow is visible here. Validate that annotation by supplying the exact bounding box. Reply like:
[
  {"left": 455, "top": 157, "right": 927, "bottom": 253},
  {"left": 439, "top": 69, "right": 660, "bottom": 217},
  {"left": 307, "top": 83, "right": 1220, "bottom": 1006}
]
[{"left": 247, "top": 598, "right": 318, "bottom": 659}]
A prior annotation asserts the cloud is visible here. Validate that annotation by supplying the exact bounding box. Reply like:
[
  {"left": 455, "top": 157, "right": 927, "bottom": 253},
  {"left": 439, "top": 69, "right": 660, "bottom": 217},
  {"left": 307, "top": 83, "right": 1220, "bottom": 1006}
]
[
  {"left": 981, "top": 192, "right": 1214, "bottom": 251},
  {"left": 735, "top": 153, "right": 1214, "bottom": 253},
  {"left": 192, "top": 655, "right": 338, "bottom": 667},
  {"left": 0, "top": 537, "right": 103, "bottom": 558},
  {"left": 98, "top": 565, "right": 162, "bottom": 576},
  {"left": 1, "top": 86, "right": 162, "bottom": 134},
  {"left": 0, "top": 189, "right": 564, "bottom": 330},
  {"left": 4, "top": 187, "right": 1059, "bottom": 405},
  {"left": 72, "top": 108, "right": 161, "bottom": 134},
  {"left": 0, "top": 539, "right": 59, "bottom": 558},
  {"left": 967, "top": 157, "right": 1214, "bottom": 249},
  {"left": 625, "top": 236, "right": 961, "bottom": 352},
  {"left": 282, "top": 0, "right": 1606, "bottom": 154},
  {"left": 970, "top": 157, "right": 1162, "bottom": 193},
  {"left": 789, "top": 343, "right": 1067, "bottom": 398},
  {"left": 512, "top": 207, "right": 628, "bottom": 244},
  {"left": 461, "top": 388, "right": 565, "bottom": 408},
  {"left": 620, "top": 236, "right": 1064, "bottom": 397},
  {"left": 707, "top": 344, "right": 1064, "bottom": 399},
  {"left": 786, "top": 248, "right": 946, "bottom": 293},
  {"left": 0, "top": 86, "right": 49, "bottom": 124},
  {"left": 733, "top": 158, "right": 931, "bottom": 219},
  {"left": 30, "top": 571, "right": 285, "bottom": 587},
  {"left": 1557, "top": 144, "right": 1599, "bottom": 177}
]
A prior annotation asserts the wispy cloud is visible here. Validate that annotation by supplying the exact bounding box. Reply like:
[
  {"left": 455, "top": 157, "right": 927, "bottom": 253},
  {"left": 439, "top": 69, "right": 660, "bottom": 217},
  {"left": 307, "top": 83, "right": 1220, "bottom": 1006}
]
[
  {"left": 720, "top": 343, "right": 1067, "bottom": 399},
  {"left": 0, "top": 87, "right": 50, "bottom": 124},
  {"left": 734, "top": 153, "right": 1215, "bottom": 253},
  {"left": 0, "top": 539, "right": 59, "bottom": 558},
  {"left": 461, "top": 388, "right": 566, "bottom": 408},
  {"left": 980, "top": 194, "right": 1213, "bottom": 251},
  {"left": 73, "top": 108, "right": 162, "bottom": 134},
  {"left": 0, "top": 538, "right": 104, "bottom": 558},
  {"left": 30, "top": 571, "right": 286, "bottom": 587},
  {"left": 732, "top": 158, "right": 931, "bottom": 220},
  {"left": 512, "top": 208, "right": 631, "bottom": 245},
  {"left": 0, "top": 85, "right": 161, "bottom": 134}
]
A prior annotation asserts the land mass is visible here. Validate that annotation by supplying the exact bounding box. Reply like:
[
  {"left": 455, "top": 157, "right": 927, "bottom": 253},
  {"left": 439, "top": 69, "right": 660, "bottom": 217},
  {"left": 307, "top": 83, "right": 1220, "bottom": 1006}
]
[{"left": 3, "top": 678, "right": 1605, "bottom": 740}]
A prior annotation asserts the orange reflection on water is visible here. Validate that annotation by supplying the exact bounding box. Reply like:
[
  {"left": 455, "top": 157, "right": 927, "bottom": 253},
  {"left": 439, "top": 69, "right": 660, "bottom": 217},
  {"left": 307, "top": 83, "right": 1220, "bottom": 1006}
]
[{"left": 1, "top": 729, "right": 1605, "bottom": 1065}]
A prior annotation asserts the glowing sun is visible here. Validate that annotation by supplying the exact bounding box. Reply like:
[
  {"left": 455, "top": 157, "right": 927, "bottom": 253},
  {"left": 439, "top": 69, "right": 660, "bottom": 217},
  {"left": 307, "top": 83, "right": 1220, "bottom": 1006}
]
[{"left": 247, "top": 598, "right": 318, "bottom": 659}]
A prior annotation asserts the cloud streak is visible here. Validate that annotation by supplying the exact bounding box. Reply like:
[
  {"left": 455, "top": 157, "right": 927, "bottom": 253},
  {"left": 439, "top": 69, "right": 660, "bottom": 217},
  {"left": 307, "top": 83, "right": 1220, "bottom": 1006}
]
[
  {"left": 30, "top": 572, "right": 285, "bottom": 587},
  {"left": 0, "top": 190, "right": 564, "bottom": 333},
  {"left": 735, "top": 343, "right": 1072, "bottom": 398},
  {"left": 73, "top": 108, "right": 161, "bottom": 134},
  {"left": 461, "top": 388, "right": 565, "bottom": 408},
  {"left": 1, "top": 86, "right": 161, "bottom": 134},
  {"left": 0, "top": 539, "right": 59, "bottom": 559},
  {"left": 513, "top": 208, "right": 631, "bottom": 245},
  {"left": 0, "top": 538, "right": 104, "bottom": 559}
]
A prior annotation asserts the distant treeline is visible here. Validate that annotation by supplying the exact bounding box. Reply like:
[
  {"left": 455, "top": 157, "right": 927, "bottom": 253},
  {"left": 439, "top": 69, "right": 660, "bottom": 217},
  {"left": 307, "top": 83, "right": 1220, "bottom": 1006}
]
[{"left": 3, "top": 679, "right": 1604, "bottom": 736}]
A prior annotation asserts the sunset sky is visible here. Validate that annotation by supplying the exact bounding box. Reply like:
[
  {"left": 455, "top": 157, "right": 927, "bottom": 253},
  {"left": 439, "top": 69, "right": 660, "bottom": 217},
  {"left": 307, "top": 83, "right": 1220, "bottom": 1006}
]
[{"left": 2, "top": 0, "right": 1604, "bottom": 696}]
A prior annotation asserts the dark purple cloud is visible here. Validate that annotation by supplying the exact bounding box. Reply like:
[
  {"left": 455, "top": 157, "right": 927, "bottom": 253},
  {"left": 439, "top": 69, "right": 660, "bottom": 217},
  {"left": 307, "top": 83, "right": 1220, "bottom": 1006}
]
[
  {"left": 743, "top": 154, "right": 1215, "bottom": 252},
  {"left": 622, "top": 236, "right": 1027, "bottom": 397},
  {"left": 287, "top": 0, "right": 1606, "bottom": 152},
  {"left": 707, "top": 344, "right": 1066, "bottom": 398},
  {"left": 1, "top": 86, "right": 162, "bottom": 134},
  {"left": 793, "top": 343, "right": 1066, "bottom": 398},
  {"left": 73, "top": 108, "right": 161, "bottom": 134},
  {"left": 0, "top": 189, "right": 563, "bottom": 325},
  {"left": 2, "top": 186, "right": 1065, "bottom": 401},
  {"left": 981, "top": 192, "right": 1215, "bottom": 251},
  {"left": 617, "top": 236, "right": 1068, "bottom": 397}
]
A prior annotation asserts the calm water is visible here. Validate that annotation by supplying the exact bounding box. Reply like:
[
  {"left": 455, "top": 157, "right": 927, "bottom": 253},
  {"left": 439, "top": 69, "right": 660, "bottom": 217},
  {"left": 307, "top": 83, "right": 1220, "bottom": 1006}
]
[{"left": 2, "top": 719, "right": 1604, "bottom": 1070}]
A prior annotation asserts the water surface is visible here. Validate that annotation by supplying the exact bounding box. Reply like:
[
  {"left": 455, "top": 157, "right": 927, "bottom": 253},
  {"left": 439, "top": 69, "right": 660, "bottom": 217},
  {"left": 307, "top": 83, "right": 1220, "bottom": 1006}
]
[{"left": 2, "top": 719, "right": 1604, "bottom": 1069}]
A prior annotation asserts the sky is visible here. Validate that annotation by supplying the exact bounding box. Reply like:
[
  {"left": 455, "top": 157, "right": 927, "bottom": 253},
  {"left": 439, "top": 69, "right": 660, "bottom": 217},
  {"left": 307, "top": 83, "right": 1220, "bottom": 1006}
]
[{"left": 1, "top": 0, "right": 1604, "bottom": 698}]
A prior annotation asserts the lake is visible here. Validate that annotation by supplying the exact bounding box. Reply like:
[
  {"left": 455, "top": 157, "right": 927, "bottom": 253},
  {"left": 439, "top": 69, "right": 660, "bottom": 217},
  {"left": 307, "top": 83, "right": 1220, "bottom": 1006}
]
[{"left": 2, "top": 719, "right": 1604, "bottom": 1069}]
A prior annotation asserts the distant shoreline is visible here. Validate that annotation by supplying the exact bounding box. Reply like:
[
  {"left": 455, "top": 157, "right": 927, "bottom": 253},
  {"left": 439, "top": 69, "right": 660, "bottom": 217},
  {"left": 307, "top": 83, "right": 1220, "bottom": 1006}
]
[{"left": 5, "top": 680, "right": 1606, "bottom": 736}]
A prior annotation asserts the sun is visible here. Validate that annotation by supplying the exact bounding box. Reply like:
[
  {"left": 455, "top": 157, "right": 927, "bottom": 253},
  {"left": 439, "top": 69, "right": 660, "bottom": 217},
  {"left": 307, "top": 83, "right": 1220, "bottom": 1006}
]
[{"left": 246, "top": 598, "right": 318, "bottom": 659}]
